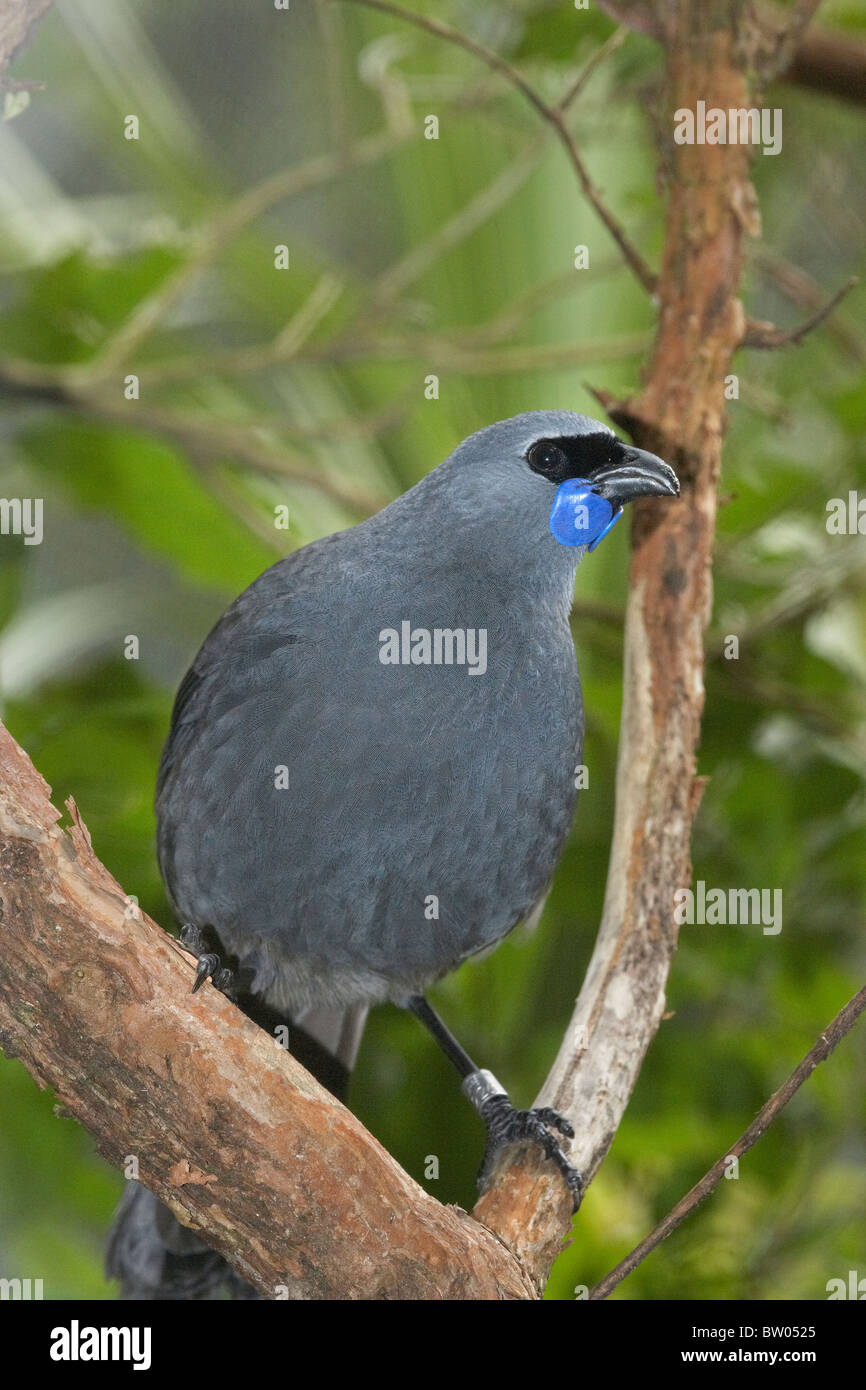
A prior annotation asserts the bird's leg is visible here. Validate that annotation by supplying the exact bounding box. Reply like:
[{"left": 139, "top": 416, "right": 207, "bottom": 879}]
[
  {"left": 407, "top": 994, "right": 583, "bottom": 1212},
  {"left": 179, "top": 923, "right": 252, "bottom": 999}
]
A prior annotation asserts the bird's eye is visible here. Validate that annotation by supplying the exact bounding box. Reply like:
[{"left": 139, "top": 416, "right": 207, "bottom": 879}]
[{"left": 527, "top": 441, "right": 570, "bottom": 483}]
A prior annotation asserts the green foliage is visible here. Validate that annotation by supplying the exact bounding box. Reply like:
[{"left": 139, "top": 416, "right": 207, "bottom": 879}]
[
  {"left": 2, "top": 249, "right": 183, "bottom": 363},
  {"left": 22, "top": 419, "right": 274, "bottom": 593}
]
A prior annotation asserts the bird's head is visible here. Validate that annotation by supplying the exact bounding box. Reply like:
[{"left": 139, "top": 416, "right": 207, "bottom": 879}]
[{"left": 434, "top": 411, "right": 679, "bottom": 574}]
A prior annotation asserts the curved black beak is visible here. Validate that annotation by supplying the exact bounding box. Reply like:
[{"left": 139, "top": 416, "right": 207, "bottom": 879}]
[{"left": 590, "top": 447, "right": 679, "bottom": 508}]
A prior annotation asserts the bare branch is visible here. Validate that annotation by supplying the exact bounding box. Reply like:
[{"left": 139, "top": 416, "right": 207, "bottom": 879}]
[
  {"left": 65, "top": 331, "right": 650, "bottom": 385},
  {"left": 316, "top": 0, "right": 352, "bottom": 153},
  {"left": 708, "top": 546, "right": 866, "bottom": 660},
  {"left": 753, "top": 249, "right": 865, "bottom": 362},
  {"left": 595, "top": 3, "right": 660, "bottom": 40},
  {"left": 741, "top": 277, "right": 858, "bottom": 349},
  {"left": 272, "top": 272, "right": 346, "bottom": 356},
  {"left": 557, "top": 27, "right": 628, "bottom": 114},
  {"left": 456, "top": 259, "right": 629, "bottom": 348},
  {"left": 360, "top": 133, "right": 548, "bottom": 315},
  {"left": 723, "top": 662, "right": 863, "bottom": 750},
  {"left": 783, "top": 23, "right": 866, "bottom": 106},
  {"left": 590, "top": 983, "right": 866, "bottom": 1300},
  {"left": 601, "top": 1, "right": 866, "bottom": 107}
]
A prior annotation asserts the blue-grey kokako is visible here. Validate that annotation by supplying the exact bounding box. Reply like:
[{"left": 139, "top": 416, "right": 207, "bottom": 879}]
[{"left": 107, "top": 410, "right": 678, "bottom": 1299}]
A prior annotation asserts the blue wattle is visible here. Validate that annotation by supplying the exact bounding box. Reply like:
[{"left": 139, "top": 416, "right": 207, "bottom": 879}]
[{"left": 549, "top": 478, "right": 622, "bottom": 551}]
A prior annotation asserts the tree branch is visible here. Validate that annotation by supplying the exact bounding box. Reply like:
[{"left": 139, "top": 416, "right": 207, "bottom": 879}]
[
  {"left": 754, "top": 0, "right": 824, "bottom": 85},
  {"left": 0, "top": 720, "right": 534, "bottom": 1300},
  {"left": 741, "top": 277, "right": 858, "bottom": 349},
  {"left": 589, "top": 982, "right": 866, "bottom": 1299},
  {"left": 752, "top": 249, "right": 866, "bottom": 362},
  {"left": 783, "top": 24, "right": 866, "bottom": 106}
]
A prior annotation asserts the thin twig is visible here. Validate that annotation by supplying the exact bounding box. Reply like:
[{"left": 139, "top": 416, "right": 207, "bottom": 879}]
[
  {"left": 741, "top": 277, "right": 858, "bottom": 349},
  {"left": 316, "top": 0, "right": 352, "bottom": 154},
  {"left": 752, "top": 250, "right": 865, "bottom": 362},
  {"left": 340, "top": 0, "right": 657, "bottom": 294},
  {"left": 338, "top": 332, "right": 650, "bottom": 374},
  {"left": 455, "top": 258, "right": 628, "bottom": 348},
  {"left": 570, "top": 599, "right": 627, "bottom": 627},
  {"left": 189, "top": 452, "right": 289, "bottom": 552},
  {"left": 67, "top": 397, "right": 388, "bottom": 514},
  {"left": 722, "top": 662, "right": 862, "bottom": 749},
  {"left": 272, "top": 272, "right": 346, "bottom": 356},
  {"left": 708, "top": 548, "right": 866, "bottom": 660},
  {"left": 557, "top": 27, "right": 628, "bottom": 113},
  {"left": 590, "top": 983, "right": 866, "bottom": 1300}
]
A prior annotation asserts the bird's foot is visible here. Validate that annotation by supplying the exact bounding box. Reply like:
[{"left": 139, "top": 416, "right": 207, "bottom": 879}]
[
  {"left": 472, "top": 1082, "right": 583, "bottom": 1213},
  {"left": 179, "top": 923, "right": 244, "bottom": 999}
]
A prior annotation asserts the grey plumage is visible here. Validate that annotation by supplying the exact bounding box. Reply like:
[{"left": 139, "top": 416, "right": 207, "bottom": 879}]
[
  {"left": 107, "top": 410, "right": 677, "bottom": 1298},
  {"left": 106, "top": 1183, "right": 258, "bottom": 1300}
]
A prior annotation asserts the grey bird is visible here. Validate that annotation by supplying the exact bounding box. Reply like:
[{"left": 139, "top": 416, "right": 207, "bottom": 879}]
[{"left": 107, "top": 410, "right": 678, "bottom": 1299}]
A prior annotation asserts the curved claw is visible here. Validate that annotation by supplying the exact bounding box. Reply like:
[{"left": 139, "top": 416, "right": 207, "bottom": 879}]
[
  {"left": 181, "top": 925, "right": 241, "bottom": 998},
  {"left": 534, "top": 1106, "right": 575, "bottom": 1140},
  {"left": 478, "top": 1095, "right": 583, "bottom": 1213},
  {"left": 192, "top": 953, "right": 222, "bottom": 994}
]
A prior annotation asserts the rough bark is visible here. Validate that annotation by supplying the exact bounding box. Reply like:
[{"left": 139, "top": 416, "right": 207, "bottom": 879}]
[{"left": 0, "top": 722, "right": 533, "bottom": 1300}]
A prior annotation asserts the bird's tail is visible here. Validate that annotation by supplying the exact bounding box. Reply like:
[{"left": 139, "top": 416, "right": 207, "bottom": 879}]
[{"left": 106, "top": 1002, "right": 368, "bottom": 1300}]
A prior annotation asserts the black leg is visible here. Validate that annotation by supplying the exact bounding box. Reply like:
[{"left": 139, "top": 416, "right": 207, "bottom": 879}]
[
  {"left": 408, "top": 995, "right": 478, "bottom": 1077},
  {"left": 407, "top": 994, "right": 583, "bottom": 1212}
]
